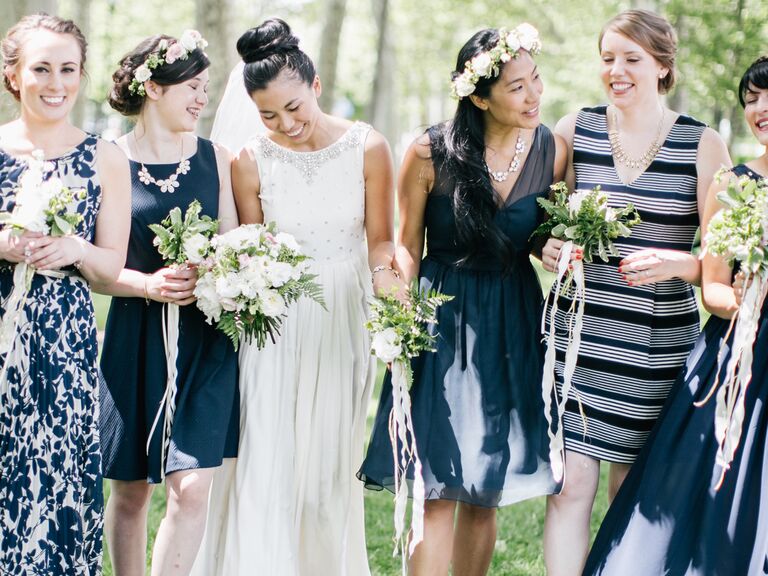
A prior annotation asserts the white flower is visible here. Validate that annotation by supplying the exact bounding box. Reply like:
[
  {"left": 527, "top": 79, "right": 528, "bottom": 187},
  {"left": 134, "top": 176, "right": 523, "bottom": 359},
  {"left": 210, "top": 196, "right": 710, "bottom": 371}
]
[
  {"left": 194, "top": 277, "right": 222, "bottom": 323},
  {"left": 453, "top": 73, "right": 476, "bottom": 98},
  {"left": 216, "top": 273, "right": 242, "bottom": 299},
  {"left": 259, "top": 288, "right": 286, "bottom": 317},
  {"left": 134, "top": 64, "right": 152, "bottom": 83},
  {"left": 567, "top": 191, "right": 590, "bottom": 215},
  {"left": 371, "top": 327, "right": 402, "bottom": 363},
  {"left": 505, "top": 31, "right": 522, "bottom": 53},
  {"left": 470, "top": 52, "right": 493, "bottom": 77},
  {"left": 216, "top": 225, "right": 255, "bottom": 250},
  {"left": 604, "top": 207, "right": 617, "bottom": 222},
  {"left": 274, "top": 232, "right": 301, "bottom": 253},
  {"left": 265, "top": 261, "right": 294, "bottom": 287},
  {"left": 180, "top": 30, "right": 205, "bottom": 52},
  {"left": 182, "top": 233, "right": 209, "bottom": 264},
  {"left": 515, "top": 23, "right": 540, "bottom": 53}
]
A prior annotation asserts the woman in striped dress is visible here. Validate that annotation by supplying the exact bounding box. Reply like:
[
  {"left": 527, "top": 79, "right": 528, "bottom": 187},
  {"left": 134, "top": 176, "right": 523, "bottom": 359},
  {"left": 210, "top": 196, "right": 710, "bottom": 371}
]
[{"left": 539, "top": 10, "right": 730, "bottom": 574}]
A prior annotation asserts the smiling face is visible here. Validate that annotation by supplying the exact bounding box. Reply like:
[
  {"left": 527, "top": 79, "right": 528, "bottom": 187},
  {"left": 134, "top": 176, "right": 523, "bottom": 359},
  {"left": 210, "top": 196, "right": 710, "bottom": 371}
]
[
  {"left": 153, "top": 68, "right": 209, "bottom": 132},
  {"left": 599, "top": 30, "right": 667, "bottom": 109},
  {"left": 6, "top": 28, "right": 83, "bottom": 124},
  {"left": 250, "top": 69, "right": 322, "bottom": 145},
  {"left": 472, "top": 50, "right": 543, "bottom": 130},
  {"left": 744, "top": 83, "right": 768, "bottom": 147}
]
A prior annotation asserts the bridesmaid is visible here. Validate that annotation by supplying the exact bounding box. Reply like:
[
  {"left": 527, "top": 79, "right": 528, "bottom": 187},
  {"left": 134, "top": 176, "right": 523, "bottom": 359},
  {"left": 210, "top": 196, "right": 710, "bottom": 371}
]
[
  {"left": 360, "top": 24, "right": 566, "bottom": 575},
  {"left": 583, "top": 55, "right": 768, "bottom": 576},
  {"left": 540, "top": 10, "right": 731, "bottom": 575},
  {"left": 96, "top": 32, "right": 239, "bottom": 575},
  {"left": 0, "top": 13, "right": 130, "bottom": 573}
]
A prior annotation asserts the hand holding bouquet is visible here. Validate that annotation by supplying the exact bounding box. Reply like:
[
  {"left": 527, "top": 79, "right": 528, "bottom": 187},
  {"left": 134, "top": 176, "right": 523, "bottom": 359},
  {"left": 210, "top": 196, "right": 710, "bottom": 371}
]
[
  {"left": 147, "top": 199, "right": 218, "bottom": 477},
  {"left": 0, "top": 150, "right": 86, "bottom": 359},
  {"left": 367, "top": 282, "right": 452, "bottom": 561},
  {"left": 194, "top": 222, "right": 324, "bottom": 351},
  {"left": 532, "top": 181, "right": 641, "bottom": 483},
  {"left": 700, "top": 170, "right": 768, "bottom": 485}
]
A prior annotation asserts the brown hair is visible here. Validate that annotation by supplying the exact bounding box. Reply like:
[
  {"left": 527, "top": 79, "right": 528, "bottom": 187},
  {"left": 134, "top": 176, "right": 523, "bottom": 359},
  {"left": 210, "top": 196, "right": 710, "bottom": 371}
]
[
  {"left": 599, "top": 10, "right": 677, "bottom": 94},
  {"left": 1, "top": 13, "right": 87, "bottom": 101}
]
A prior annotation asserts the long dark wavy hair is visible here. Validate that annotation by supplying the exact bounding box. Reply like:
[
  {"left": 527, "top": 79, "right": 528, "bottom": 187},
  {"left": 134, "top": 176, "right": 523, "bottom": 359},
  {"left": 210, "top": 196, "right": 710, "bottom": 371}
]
[{"left": 436, "top": 28, "right": 516, "bottom": 269}]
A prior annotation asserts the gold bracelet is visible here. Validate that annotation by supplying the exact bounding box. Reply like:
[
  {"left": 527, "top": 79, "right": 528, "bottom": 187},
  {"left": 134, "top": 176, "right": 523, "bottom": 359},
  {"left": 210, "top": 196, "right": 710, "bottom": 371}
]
[
  {"left": 143, "top": 276, "right": 151, "bottom": 305},
  {"left": 371, "top": 265, "right": 400, "bottom": 279},
  {"left": 73, "top": 238, "right": 87, "bottom": 270}
]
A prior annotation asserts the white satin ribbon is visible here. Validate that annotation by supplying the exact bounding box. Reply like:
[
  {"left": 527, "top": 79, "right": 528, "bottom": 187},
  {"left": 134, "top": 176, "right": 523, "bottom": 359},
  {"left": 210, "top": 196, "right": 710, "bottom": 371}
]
[
  {"left": 388, "top": 359, "right": 425, "bottom": 569},
  {"left": 541, "top": 241, "right": 587, "bottom": 483},
  {"left": 147, "top": 301, "right": 180, "bottom": 479}
]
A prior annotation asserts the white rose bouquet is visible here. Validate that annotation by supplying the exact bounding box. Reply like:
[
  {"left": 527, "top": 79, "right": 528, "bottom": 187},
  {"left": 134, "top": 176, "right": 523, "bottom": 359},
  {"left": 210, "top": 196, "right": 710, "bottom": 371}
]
[
  {"left": 194, "top": 222, "right": 324, "bottom": 351},
  {"left": 366, "top": 283, "right": 452, "bottom": 561},
  {"left": 532, "top": 181, "right": 641, "bottom": 482},
  {"left": 700, "top": 170, "right": 768, "bottom": 485},
  {"left": 147, "top": 199, "right": 218, "bottom": 476},
  {"left": 0, "top": 150, "right": 86, "bottom": 359}
]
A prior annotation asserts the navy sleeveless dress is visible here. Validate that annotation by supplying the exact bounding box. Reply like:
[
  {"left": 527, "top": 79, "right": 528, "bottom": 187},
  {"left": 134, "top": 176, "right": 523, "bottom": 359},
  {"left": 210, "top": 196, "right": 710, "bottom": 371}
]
[
  {"left": 548, "top": 106, "right": 705, "bottom": 464},
  {"left": 0, "top": 137, "right": 103, "bottom": 573},
  {"left": 360, "top": 124, "right": 557, "bottom": 507},
  {"left": 100, "top": 138, "right": 238, "bottom": 483},
  {"left": 583, "top": 165, "right": 768, "bottom": 575}
]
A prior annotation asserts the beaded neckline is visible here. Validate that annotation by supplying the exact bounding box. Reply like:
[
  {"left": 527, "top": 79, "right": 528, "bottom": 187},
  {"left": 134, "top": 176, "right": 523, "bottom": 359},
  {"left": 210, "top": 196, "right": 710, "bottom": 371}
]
[{"left": 254, "top": 122, "right": 369, "bottom": 184}]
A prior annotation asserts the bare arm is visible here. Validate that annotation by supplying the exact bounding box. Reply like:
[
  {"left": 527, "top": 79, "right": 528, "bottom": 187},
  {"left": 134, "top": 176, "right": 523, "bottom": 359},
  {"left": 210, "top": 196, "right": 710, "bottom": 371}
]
[
  {"left": 232, "top": 146, "right": 264, "bottom": 225},
  {"left": 395, "top": 133, "right": 433, "bottom": 284},
  {"left": 213, "top": 142, "right": 239, "bottom": 233},
  {"left": 362, "top": 129, "right": 398, "bottom": 296}
]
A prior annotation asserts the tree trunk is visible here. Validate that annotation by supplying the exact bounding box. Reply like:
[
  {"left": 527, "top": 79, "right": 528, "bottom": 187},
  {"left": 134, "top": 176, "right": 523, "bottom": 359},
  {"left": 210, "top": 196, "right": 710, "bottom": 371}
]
[
  {"left": 70, "top": 0, "right": 91, "bottom": 129},
  {"left": 366, "top": 0, "right": 397, "bottom": 147},
  {"left": 196, "top": 0, "right": 233, "bottom": 137},
  {"left": 317, "top": 0, "right": 347, "bottom": 112}
]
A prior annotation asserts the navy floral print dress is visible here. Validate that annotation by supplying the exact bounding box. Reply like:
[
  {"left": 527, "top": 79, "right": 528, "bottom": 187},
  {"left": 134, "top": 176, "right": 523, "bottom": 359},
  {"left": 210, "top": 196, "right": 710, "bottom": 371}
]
[{"left": 0, "top": 137, "right": 103, "bottom": 575}]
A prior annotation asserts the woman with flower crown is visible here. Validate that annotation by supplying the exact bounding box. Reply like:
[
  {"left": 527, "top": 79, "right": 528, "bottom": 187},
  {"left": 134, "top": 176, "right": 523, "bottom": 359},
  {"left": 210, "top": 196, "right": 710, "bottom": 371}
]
[
  {"left": 191, "top": 18, "right": 396, "bottom": 576},
  {"left": 359, "top": 24, "right": 566, "bottom": 575},
  {"left": 96, "top": 31, "right": 239, "bottom": 575},
  {"left": 583, "top": 54, "right": 768, "bottom": 576},
  {"left": 0, "top": 13, "right": 130, "bottom": 574},
  {"left": 538, "top": 10, "right": 731, "bottom": 575}
]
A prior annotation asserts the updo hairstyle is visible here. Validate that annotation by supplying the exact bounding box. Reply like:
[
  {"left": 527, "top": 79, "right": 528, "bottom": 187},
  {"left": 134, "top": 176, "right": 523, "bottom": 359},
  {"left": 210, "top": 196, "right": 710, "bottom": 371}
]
[
  {"left": 738, "top": 56, "right": 768, "bottom": 108},
  {"left": 599, "top": 10, "right": 677, "bottom": 94},
  {"left": 1, "top": 13, "right": 87, "bottom": 101},
  {"left": 108, "top": 35, "right": 210, "bottom": 116},
  {"left": 236, "top": 18, "right": 315, "bottom": 94}
]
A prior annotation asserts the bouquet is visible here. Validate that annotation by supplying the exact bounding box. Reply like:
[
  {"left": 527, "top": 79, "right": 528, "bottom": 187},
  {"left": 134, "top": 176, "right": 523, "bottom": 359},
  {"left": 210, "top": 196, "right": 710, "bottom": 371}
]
[
  {"left": 366, "top": 283, "right": 452, "bottom": 564},
  {"left": 532, "top": 181, "right": 641, "bottom": 482},
  {"left": 699, "top": 170, "right": 768, "bottom": 486},
  {"left": 0, "top": 150, "right": 85, "bottom": 365},
  {"left": 147, "top": 200, "right": 218, "bottom": 476},
  {"left": 194, "top": 222, "right": 324, "bottom": 351}
]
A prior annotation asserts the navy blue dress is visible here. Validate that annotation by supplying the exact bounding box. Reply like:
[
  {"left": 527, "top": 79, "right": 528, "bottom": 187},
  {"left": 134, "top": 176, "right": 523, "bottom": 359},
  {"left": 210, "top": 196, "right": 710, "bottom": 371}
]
[
  {"left": 583, "top": 165, "right": 768, "bottom": 575},
  {"left": 0, "top": 137, "right": 103, "bottom": 574},
  {"left": 100, "top": 138, "right": 238, "bottom": 483},
  {"left": 359, "top": 124, "right": 557, "bottom": 507}
]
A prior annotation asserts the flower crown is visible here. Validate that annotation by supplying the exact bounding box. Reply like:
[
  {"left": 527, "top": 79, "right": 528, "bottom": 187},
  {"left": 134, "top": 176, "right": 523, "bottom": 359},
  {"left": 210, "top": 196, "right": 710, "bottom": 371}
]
[
  {"left": 129, "top": 30, "right": 209, "bottom": 97},
  {"left": 451, "top": 23, "right": 542, "bottom": 99}
]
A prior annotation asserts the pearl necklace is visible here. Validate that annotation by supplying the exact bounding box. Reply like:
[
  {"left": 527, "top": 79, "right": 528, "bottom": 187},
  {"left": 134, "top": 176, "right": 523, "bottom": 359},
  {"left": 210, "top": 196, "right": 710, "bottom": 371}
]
[
  {"left": 486, "top": 131, "right": 526, "bottom": 182},
  {"left": 135, "top": 135, "right": 191, "bottom": 193},
  {"left": 608, "top": 108, "right": 665, "bottom": 170}
]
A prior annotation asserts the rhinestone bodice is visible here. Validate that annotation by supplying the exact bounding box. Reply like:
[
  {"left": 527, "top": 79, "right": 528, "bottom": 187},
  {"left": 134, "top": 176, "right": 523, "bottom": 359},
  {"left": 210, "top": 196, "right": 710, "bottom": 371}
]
[{"left": 247, "top": 122, "right": 370, "bottom": 265}]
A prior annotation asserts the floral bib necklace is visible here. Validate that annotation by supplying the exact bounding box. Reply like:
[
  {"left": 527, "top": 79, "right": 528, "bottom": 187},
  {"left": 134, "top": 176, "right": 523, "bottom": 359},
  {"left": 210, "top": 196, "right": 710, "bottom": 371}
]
[{"left": 135, "top": 134, "right": 191, "bottom": 193}]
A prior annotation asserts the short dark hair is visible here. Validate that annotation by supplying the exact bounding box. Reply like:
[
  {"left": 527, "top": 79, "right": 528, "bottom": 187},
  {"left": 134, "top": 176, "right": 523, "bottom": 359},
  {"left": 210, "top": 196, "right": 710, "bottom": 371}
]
[{"left": 738, "top": 56, "right": 768, "bottom": 108}]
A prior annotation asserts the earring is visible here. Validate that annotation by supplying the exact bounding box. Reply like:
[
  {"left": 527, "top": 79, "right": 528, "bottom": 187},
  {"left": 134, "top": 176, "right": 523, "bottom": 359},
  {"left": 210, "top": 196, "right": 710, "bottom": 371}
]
[{"left": 658, "top": 73, "right": 665, "bottom": 79}]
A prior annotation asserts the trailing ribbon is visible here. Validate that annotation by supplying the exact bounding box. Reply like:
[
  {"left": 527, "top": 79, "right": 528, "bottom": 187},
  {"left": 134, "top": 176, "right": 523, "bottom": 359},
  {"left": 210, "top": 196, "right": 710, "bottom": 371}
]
[
  {"left": 541, "top": 241, "right": 587, "bottom": 483},
  {"left": 696, "top": 272, "right": 768, "bottom": 489},
  {"left": 147, "top": 301, "right": 180, "bottom": 479},
  {"left": 388, "top": 359, "right": 425, "bottom": 570},
  {"left": 0, "top": 263, "right": 35, "bottom": 397}
]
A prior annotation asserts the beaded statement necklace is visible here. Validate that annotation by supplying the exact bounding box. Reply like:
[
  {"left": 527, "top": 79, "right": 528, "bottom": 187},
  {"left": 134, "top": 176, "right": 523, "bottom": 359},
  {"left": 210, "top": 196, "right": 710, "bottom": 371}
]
[
  {"left": 135, "top": 134, "right": 191, "bottom": 193},
  {"left": 485, "top": 131, "right": 526, "bottom": 183},
  {"left": 608, "top": 108, "right": 665, "bottom": 170}
]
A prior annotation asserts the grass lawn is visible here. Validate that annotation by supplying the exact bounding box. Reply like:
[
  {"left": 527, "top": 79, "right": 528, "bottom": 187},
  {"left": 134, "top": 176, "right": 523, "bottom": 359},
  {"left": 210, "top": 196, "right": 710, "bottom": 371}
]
[{"left": 95, "top": 259, "right": 615, "bottom": 575}]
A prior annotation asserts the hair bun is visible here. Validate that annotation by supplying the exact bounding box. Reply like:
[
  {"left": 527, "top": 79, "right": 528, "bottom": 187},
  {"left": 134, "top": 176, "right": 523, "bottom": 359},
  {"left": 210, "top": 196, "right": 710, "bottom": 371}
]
[{"left": 237, "top": 18, "right": 299, "bottom": 64}]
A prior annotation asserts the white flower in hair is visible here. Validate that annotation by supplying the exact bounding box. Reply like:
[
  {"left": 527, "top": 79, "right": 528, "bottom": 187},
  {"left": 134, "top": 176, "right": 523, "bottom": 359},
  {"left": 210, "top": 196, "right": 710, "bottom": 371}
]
[
  {"left": 515, "top": 23, "right": 541, "bottom": 52},
  {"left": 180, "top": 29, "right": 207, "bottom": 52},
  {"left": 453, "top": 73, "right": 477, "bottom": 98},
  {"left": 470, "top": 52, "right": 493, "bottom": 77},
  {"left": 505, "top": 32, "right": 521, "bottom": 53},
  {"left": 134, "top": 64, "right": 152, "bottom": 83}
]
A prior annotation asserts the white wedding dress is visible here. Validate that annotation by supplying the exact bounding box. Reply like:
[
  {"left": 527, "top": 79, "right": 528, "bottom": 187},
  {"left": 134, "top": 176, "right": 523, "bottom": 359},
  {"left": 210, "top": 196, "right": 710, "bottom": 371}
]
[{"left": 192, "top": 122, "right": 375, "bottom": 576}]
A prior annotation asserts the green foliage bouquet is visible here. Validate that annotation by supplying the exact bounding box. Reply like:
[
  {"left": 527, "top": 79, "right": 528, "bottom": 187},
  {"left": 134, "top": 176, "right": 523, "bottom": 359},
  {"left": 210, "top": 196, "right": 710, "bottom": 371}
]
[
  {"left": 533, "top": 181, "right": 641, "bottom": 484},
  {"left": 366, "top": 282, "right": 452, "bottom": 564},
  {"left": 700, "top": 170, "right": 768, "bottom": 486},
  {"left": 0, "top": 150, "right": 86, "bottom": 360},
  {"left": 194, "top": 223, "right": 324, "bottom": 351}
]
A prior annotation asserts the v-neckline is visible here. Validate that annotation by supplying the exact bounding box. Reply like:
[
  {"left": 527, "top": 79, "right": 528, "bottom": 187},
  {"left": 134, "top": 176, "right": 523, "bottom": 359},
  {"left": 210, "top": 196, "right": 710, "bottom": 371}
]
[
  {"left": 605, "top": 107, "right": 679, "bottom": 188},
  {"left": 493, "top": 125, "right": 539, "bottom": 208}
]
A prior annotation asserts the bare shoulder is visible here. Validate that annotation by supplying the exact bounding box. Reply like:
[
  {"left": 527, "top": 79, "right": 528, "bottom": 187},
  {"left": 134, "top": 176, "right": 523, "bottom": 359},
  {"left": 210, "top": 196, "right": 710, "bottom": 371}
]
[
  {"left": 96, "top": 138, "right": 128, "bottom": 167},
  {"left": 363, "top": 127, "right": 392, "bottom": 156},
  {"left": 211, "top": 140, "right": 234, "bottom": 163},
  {"left": 554, "top": 112, "right": 578, "bottom": 142}
]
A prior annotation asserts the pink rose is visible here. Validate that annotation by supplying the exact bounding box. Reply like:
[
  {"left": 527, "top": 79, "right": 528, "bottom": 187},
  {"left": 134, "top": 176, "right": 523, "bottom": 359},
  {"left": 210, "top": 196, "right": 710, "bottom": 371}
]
[{"left": 164, "top": 42, "right": 186, "bottom": 64}]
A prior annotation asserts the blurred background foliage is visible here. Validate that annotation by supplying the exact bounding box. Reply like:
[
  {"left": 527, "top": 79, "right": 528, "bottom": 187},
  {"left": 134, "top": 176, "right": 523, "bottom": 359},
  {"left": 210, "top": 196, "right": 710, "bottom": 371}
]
[{"left": 1, "top": 0, "right": 766, "bottom": 163}]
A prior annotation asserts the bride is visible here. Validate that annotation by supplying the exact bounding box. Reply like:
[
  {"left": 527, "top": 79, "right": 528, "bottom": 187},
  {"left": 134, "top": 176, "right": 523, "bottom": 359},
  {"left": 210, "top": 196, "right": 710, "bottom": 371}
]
[{"left": 192, "top": 18, "right": 398, "bottom": 575}]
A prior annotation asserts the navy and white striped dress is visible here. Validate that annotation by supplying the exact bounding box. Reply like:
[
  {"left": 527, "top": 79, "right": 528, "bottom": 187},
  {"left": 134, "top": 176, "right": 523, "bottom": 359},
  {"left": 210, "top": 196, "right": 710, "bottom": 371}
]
[{"left": 549, "top": 106, "right": 705, "bottom": 464}]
